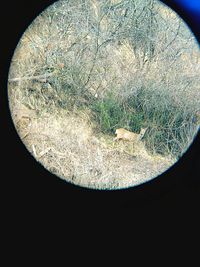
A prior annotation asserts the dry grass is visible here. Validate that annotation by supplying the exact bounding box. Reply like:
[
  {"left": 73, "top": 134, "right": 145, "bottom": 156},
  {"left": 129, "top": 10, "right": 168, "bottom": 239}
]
[{"left": 8, "top": 95, "right": 174, "bottom": 189}]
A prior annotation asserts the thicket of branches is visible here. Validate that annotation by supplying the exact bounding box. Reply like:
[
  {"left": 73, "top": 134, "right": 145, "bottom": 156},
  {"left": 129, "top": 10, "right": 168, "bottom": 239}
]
[{"left": 9, "top": 0, "right": 200, "bottom": 158}]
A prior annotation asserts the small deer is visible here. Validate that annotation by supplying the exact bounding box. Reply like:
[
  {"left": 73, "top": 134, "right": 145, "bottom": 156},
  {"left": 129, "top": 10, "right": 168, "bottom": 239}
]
[{"left": 114, "top": 128, "right": 147, "bottom": 142}]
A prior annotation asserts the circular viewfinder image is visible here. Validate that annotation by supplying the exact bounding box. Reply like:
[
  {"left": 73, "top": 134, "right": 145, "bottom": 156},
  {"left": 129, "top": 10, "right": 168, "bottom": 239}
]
[{"left": 8, "top": 0, "right": 200, "bottom": 189}]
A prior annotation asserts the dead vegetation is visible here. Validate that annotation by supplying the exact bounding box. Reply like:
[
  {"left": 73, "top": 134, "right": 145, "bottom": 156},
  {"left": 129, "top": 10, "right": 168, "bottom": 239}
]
[
  {"left": 7, "top": 0, "right": 199, "bottom": 189},
  {"left": 9, "top": 102, "right": 174, "bottom": 189}
]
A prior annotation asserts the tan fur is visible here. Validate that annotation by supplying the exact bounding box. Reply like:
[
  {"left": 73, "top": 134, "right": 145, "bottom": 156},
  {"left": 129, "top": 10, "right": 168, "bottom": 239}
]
[{"left": 114, "top": 128, "right": 147, "bottom": 142}]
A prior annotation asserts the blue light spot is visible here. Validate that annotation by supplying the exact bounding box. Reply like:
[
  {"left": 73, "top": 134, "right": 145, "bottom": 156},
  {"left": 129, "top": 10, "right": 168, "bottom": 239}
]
[{"left": 175, "top": 0, "right": 200, "bottom": 12}]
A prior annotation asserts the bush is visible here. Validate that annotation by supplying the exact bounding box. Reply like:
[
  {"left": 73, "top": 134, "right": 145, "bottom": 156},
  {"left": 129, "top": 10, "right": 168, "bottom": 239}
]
[
  {"left": 90, "top": 86, "right": 198, "bottom": 158},
  {"left": 139, "top": 88, "right": 198, "bottom": 157},
  {"left": 91, "top": 95, "right": 123, "bottom": 133},
  {"left": 91, "top": 91, "right": 146, "bottom": 134}
]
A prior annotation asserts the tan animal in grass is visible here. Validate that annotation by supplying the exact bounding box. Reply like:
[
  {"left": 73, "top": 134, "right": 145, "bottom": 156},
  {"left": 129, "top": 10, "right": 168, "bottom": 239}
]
[{"left": 114, "top": 127, "right": 147, "bottom": 142}]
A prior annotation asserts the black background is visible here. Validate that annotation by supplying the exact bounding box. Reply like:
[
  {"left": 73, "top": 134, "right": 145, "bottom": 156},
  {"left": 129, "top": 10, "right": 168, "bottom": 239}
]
[{"left": 1, "top": 0, "right": 199, "bottom": 214}]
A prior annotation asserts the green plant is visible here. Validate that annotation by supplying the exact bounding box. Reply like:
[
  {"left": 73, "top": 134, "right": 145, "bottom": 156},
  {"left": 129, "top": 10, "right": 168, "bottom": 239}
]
[
  {"left": 91, "top": 95, "right": 123, "bottom": 133},
  {"left": 91, "top": 90, "right": 146, "bottom": 134}
]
